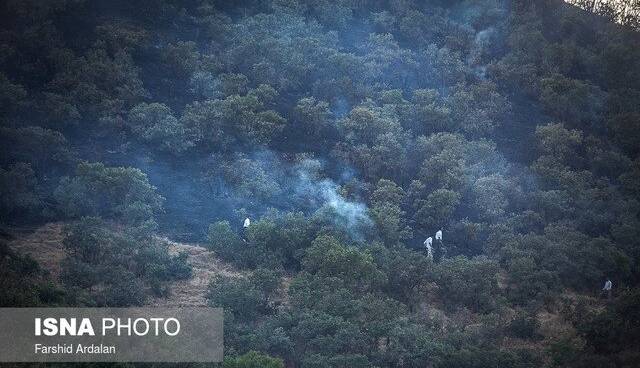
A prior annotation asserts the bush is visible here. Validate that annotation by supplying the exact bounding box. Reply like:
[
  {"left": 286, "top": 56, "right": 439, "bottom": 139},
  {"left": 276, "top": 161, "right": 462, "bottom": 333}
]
[
  {"left": 61, "top": 217, "right": 191, "bottom": 306},
  {"left": 435, "top": 256, "right": 500, "bottom": 313},
  {"left": 207, "top": 220, "right": 283, "bottom": 269},
  {"left": 207, "top": 273, "right": 274, "bottom": 321},
  {"left": 54, "top": 162, "right": 163, "bottom": 227},
  {"left": 508, "top": 312, "right": 542, "bottom": 340},
  {"left": 0, "top": 242, "right": 65, "bottom": 306}
]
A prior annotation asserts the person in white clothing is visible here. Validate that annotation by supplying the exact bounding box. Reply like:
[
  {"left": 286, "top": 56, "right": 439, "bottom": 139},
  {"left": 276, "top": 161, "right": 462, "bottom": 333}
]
[
  {"left": 424, "top": 237, "right": 433, "bottom": 260},
  {"left": 241, "top": 217, "right": 251, "bottom": 243},
  {"left": 434, "top": 229, "right": 446, "bottom": 261},
  {"left": 602, "top": 278, "right": 612, "bottom": 299}
]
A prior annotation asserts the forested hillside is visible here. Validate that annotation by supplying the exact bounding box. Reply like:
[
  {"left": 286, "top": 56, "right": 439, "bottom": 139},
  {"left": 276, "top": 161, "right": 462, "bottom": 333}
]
[{"left": 1, "top": 0, "right": 640, "bottom": 367}]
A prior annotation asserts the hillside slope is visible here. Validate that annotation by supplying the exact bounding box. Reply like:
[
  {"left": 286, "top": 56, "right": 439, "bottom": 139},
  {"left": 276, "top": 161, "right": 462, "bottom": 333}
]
[
  {"left": 6, "top": 222, "right": 241, "bottom": 307},
  {"left": 6, "top": 222, "right": 599, "bottom": 358},
  {"left": 6, "top": 222, "right": 66, "bottom": 282},
  {"left": 149, "top": 237, "right": 244, "bottom": 306}
]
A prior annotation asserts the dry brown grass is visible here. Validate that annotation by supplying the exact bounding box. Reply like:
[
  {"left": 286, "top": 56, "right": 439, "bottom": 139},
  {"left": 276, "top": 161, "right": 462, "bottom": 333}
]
[
  {"left": 6, "top": 223, "right": 245, "bottom": 307},
  {"left": 148, "top": 237, "right": 244, "bottom": 307},
  {"left": 7, "top": 222, "right": 66, "bottom": 282}
]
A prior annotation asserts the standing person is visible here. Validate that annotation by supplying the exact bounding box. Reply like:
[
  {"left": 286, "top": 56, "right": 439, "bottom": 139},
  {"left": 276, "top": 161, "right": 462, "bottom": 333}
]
[
  {"left": 601, "top": 278, "right": 612, "bottom": 300},
  {"left": 434, "top": 229, "right": 445, "bottom": 261},
  {"left": 242, "top": 217, "right": 251, "bottom": 242},
  {"left": 424, "top": 237, "right": 433, "bottom": 261}
]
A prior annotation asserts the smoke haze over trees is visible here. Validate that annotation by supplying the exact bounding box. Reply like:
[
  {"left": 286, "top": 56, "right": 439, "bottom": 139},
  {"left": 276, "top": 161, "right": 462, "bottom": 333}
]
[{"left": 1, "top": 0, "right": 640, "bottom": 367}]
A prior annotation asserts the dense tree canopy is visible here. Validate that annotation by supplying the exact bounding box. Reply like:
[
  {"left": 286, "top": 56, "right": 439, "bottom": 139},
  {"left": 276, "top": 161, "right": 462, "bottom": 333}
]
[{"left": 1, "top": 0, "right": 640, "bottom": 367}]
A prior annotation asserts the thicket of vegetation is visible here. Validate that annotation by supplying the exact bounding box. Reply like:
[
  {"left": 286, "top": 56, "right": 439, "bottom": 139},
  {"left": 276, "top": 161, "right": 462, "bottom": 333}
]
[{"left": 1, "top": 0, "right": 640, "bottom": 367}]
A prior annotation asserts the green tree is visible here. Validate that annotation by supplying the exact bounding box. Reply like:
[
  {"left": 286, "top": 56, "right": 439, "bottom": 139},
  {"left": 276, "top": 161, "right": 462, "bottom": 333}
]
[
  {"left": 370, "top": 179, "right": 411, "bottom": 245},
  {"left": 0, "top": 126, "right": 74, "bottom": 173},
  {"left": 436, "top": 256, "right": 500, "bottom": 313},
  {"left": 127, "top": 102, "right": 194, "bottom": 153},
  {"left": 207, "top": 269, "right": 281, "bottom": 321},
  {"left": 302, "top": 235, "right": 386, "bottom": 292},
  {"left": 61, "top": 217, "right": 190, "bottom": 306},
  {"left": 223, "top": 351, "right": 284, "bottom": 368},
  {"left": 54, "top": 162, "right": 163, "bottom": 228},
  {"left": 412, "top": 188, "right": 461, "bottom": 230},
  {"left": 180, "top": 85, "right": 286, "bottom": 149},
  {"left": 335, "top": 104, "right": 409, "bottom": 180},
  {"left": 0, "top": 163, "right": 43, "bottom": 221}
]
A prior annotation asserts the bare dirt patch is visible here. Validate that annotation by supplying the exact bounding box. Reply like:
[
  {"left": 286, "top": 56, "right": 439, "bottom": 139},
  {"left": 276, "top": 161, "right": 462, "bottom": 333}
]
[{"left": 148, "top": 238, "right": 244, "bottom": 307}]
